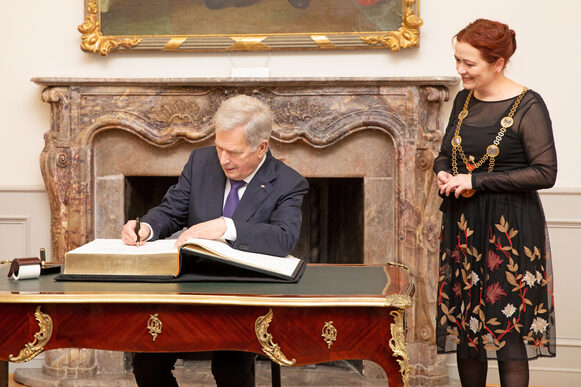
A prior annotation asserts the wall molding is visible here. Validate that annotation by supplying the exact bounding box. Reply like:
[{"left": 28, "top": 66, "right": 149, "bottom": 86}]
[
  {"left": 557, "top": 337, "right": 581, "bottom": 347},
  {"left": 0, "top": 185, "right": 46, "bottom": 193},
  {"left": 539, "top": 187, "right": 581, "bottom": 195},
  {"left": 447, "top": 361, "right": 581, "bottom": 371},
  {"left": 0, "top": 216, "right": 31, "bottom": 256},
  {"left": 446, "top": 362, "right": 581, "bottom": 376},
  {"left": 546, "top": 218, "right": 581, "bottom": 229},
  {"left": 446, "top": 338, "right": 581, "bottom": 383},
  {"left": 540, "top": 188, "right": 581, "bottom": 229}
]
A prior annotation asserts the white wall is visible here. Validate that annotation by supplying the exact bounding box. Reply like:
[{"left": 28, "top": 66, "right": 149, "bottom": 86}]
[
  {"left": 1, "top": 0, "right": 580, "bottom": 385},
  {"left": 1, "top": 0, "right": 580, "bottom": 188}
]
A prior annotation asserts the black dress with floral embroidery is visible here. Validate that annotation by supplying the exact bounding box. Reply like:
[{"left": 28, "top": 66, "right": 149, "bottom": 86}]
[{"left": 433, "top": 88, "right": 557, "bottom": 361}]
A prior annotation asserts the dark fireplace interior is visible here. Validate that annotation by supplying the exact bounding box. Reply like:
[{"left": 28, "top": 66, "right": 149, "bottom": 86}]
[{"left": 124, "top": 176, "right": 364, "bottom": 264}]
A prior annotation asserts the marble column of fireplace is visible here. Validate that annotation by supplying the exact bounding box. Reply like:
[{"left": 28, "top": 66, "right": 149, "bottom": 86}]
[{"left": 33, "top": 77, "right": 457, "bottom": 385}]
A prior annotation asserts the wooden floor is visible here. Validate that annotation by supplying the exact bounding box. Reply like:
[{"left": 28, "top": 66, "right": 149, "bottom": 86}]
[{"left": 9, "top": 374, "right": 24, "bottom": 387}]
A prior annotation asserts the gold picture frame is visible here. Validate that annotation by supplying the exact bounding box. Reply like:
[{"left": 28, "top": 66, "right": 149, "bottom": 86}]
[{"left": 79, "top": 0, "right": 422, "bottom": 56}]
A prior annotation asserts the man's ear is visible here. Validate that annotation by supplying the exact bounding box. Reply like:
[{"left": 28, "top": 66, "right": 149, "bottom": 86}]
[{"left": 258, "top": 140, "right": 269, "bottom": 157}]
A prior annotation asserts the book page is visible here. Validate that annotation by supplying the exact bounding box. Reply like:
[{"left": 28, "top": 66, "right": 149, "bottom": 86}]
[
  {"left": 180, "top": 238, "right": 302, "bottom": 277},
  {"left": 68, "top": 239, "right": 178, "bottom": 255}
]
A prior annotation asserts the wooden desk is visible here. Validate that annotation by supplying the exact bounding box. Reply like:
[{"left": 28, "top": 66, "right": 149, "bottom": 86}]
[{"left": 0, "top": 264, "right": 414, "bottom": 387}]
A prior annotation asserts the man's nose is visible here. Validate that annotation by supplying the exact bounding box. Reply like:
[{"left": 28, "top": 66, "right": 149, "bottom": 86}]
[{"left": 219, "top": 152, "right": 231, "bottom": 164}]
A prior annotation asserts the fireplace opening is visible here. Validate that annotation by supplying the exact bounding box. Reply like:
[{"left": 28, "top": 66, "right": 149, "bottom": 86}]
[
  {"left": 124, "top": 176, "right": 364, "bottom": 264},
  {"left": 293, "top": 178, "right": 364, "bottom": 264},
  {"left": 124, "top": 176, "right": 178, "bottom": 223}
]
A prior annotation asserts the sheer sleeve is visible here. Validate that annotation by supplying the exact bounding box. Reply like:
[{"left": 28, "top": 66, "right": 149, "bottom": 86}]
[
  {"left": 472, "top": 92, "right": 557, "bottom": 192},
  {"left": 433, "top": 92, "right": 464, "bottom": 174}
]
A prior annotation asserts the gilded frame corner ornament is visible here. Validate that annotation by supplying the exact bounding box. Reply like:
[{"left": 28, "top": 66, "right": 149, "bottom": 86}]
[
  {"left": 360, "top": 0, "right": 423, "bottom": 51},
  {"left": 255, "top": 308, "right": 296, "bottom": 367},
  {"left": 389, "top": 309, "right": 410, "bottom": 387},
  {"left": 79, "top": 0, "right": 421, "bottom": 55},
  {"left": 78, "top": 0, "right": 142, "bottom": 56},
  {"left": 9, "top": 306, "right": 53, "bottom": 362}
]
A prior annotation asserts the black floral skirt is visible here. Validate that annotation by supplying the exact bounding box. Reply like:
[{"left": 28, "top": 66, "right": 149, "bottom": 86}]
[{"left": 436, "top": 190, "right": 556, "bottom": 361}]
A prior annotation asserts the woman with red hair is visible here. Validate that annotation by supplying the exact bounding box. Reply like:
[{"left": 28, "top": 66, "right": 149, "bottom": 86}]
[{"left": 434, "top": 19, "right": 557, "bottom": 386}]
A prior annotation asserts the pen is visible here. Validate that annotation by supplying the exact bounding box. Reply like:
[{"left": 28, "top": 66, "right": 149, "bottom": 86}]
[{"left": 135, "top": 217, "right": 141, "bottom": 247}]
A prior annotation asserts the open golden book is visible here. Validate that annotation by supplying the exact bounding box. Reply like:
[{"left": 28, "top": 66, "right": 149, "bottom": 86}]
[{"left": 61, "top": 238, "right": 305, "bottom": 282}]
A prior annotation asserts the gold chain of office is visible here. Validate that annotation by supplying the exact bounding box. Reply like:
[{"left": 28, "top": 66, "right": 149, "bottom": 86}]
[{"left": 451, "top": 87, "right": 528, "bottom": 176}]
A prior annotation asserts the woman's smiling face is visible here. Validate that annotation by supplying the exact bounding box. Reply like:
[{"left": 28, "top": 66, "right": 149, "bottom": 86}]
[{"left": 454, "top": 41, "right": 501, "bottom": 92}]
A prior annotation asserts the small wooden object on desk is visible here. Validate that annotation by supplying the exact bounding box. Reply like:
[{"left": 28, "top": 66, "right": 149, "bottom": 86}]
[{"left": 40, "top": 248, "right": 62, "bottom": 275}]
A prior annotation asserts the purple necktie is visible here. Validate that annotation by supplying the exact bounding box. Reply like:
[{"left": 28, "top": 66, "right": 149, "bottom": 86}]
[{"left": 222, "top": 179, "right": 245, "bottom": 218}]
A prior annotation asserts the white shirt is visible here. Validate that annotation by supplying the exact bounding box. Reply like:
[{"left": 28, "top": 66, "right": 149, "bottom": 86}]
[{"left": 221, "top": 154, "right": 266, "bottom": 241}]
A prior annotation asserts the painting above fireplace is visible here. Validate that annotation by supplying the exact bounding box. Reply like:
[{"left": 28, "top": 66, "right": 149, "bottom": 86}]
[{"left": 79, "top": 0, "right": 422, "bottom": 55}]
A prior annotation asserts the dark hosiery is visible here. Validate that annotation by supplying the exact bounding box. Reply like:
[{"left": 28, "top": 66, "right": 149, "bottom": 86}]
[
  {"left": 497, "top": 332, "right": 530, "bottom": 387},
  {"left": 498, "top": 359, "right": 529, "bottom": 387},
  {"left": 457, "top": 353, "right": 488, "bottom": 387}
]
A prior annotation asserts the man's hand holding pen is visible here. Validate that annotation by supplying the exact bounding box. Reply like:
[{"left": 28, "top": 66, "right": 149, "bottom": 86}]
[
  {"left": 121, "top": 218, "right": 151, "bottom": 246},
  {"left": 135, "top": 217, "right": 141, "bottom": 247}
]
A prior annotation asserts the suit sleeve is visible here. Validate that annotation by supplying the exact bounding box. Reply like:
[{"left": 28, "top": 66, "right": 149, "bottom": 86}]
[
  {"left": 232, "top": 173, "right": 308, "bottom": 257},
  {"left": 140, "top": 151, "right": 196, "bottom": 240}
]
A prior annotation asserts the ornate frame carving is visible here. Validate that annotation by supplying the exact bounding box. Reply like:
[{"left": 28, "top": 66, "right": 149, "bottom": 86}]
[
  {"left": 9, "top": 306, "right": 53, "bottom": 362},
  {"left": 79, "top": 0, "right": 422, "bottom": 56},
  {"left": 255, "top": 308, "right": 296, "bottom": 366}
]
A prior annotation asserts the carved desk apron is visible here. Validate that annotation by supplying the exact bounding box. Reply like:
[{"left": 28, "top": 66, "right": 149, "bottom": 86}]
[{"left": 0, "top": 263, "right": 414, "bottom": 387}]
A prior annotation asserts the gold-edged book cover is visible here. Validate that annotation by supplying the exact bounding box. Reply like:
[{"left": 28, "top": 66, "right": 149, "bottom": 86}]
[
  {"left": 63, "top": 238, "right": 305, "bottom": 280},
  {"left": 64, "top": 239, "right": 180, "bottom": 276}
]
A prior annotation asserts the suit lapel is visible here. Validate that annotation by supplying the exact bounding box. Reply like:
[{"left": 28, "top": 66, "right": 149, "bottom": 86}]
[
  {"left": 234, "top": 152, "right": 276, "bottom": 221},
  {"left": 203, "top": 159, "right": 227, "bottom": 219}
]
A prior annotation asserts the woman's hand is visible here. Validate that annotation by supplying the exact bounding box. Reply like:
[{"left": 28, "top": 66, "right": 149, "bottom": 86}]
[
  {"left": 440, "top": 173, "right": 473, "bottom": 198},
  {"left": 437, "top": 171, "right": 453, "bottom": 190}
]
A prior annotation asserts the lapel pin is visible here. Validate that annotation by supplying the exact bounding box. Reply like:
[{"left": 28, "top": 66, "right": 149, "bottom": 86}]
[{"left": 260, "top": 185, "right": 265, "bottom": 189}]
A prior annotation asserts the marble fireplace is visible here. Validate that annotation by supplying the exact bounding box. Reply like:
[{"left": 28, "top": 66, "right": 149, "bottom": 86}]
[{"left": 33, "top": 76, "right": 457, "bottom": 385}]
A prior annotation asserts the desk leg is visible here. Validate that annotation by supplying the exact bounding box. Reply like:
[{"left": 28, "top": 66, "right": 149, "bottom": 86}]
[
  {"left": 270, "top": 361, "right": 281, "bottom": 387},
  {"left": 0, "top": 360, "right": 8, "bottom": 387},
  {"left": 387, "top": 309, "right": 409, "bottom": 387}
]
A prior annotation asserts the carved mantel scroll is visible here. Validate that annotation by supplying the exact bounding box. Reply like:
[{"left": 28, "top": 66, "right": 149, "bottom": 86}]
[{"left": 33, "top": 76, "right": 457, "bottom": 385}]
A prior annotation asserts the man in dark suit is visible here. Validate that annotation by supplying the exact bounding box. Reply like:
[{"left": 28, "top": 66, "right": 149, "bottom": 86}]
[{"left": 121, "top": 95, "right": 308, "bottom": 387}]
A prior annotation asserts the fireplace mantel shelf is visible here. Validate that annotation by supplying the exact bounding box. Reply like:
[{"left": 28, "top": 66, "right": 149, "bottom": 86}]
[{"left": 32, "top": 76, "right": 458, "bottom": 87}]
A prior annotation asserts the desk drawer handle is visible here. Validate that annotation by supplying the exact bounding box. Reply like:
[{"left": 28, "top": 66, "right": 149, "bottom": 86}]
[
  {"left": 9, "top": 306, "right": 53, "bottom": 362},
  {"left": 255, "top": 308, "right": 296, "bottom": 367},
  {"left": 147, "top": 314, "right": 162, "bottom": 341},
  {"left": 321, "top": 321, "right": 337, "bottom": 349}
]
